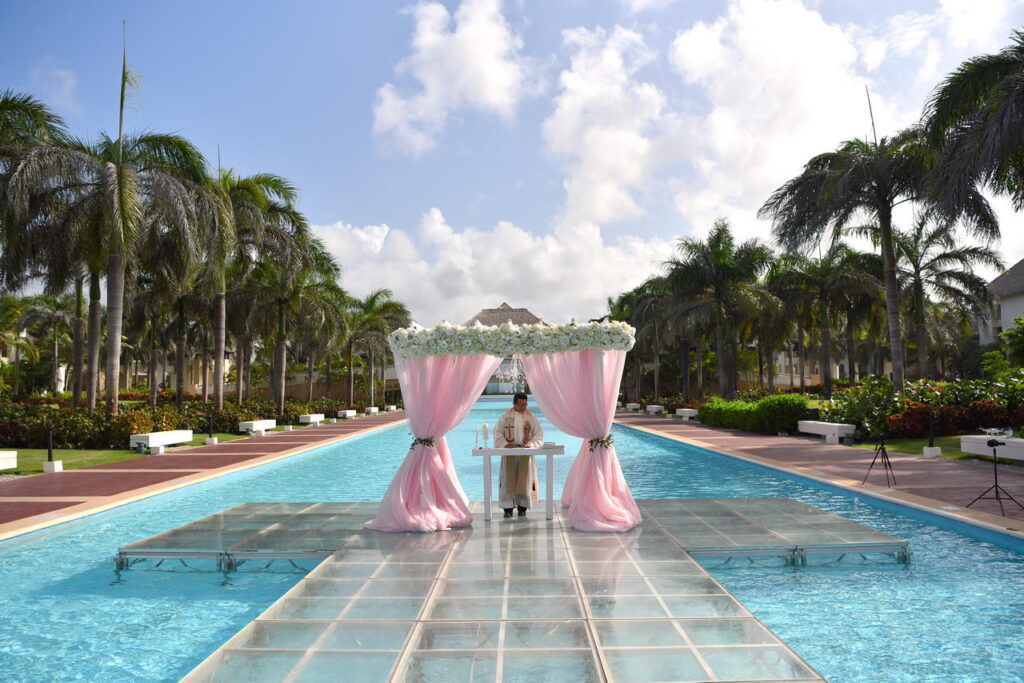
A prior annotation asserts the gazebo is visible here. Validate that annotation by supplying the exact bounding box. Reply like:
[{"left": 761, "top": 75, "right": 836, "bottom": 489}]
[{"left": 365, "top": 320, "right": 642, "bottom": 534}]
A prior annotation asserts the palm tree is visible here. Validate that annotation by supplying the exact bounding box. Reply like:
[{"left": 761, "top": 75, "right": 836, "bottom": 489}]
[
  {"left": 20, "top": 294, "right": 73, "bottom": 395},
  {"left": 665, "top": 218, "right": 772, "bottom": 399},
  {"left": 925, "top": 30, "right": 1024, "bottom": 210},
  {"left": 772, "top": 245, "right": 879, "bottom": 398},
  {"left": 7, "top": 53, "right": 209, "bottom": 415},
  {"left": 345, "top": 289, "right": 410, "bottom": 407},
  {"left": 759, "top": 128, "right": 997, "bottom": 391},
  {"left": 888, "top": 212, "right": 1002, "bottom": 379}
]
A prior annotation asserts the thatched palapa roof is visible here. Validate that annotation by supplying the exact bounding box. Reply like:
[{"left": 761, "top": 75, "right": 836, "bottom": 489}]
[{"left": 464, "top": 303, "right": 543, "bottom": 326}]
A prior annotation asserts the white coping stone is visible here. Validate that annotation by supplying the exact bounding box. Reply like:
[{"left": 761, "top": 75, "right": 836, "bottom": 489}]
[
  {"left": 299, "top": 413, "right": 324, "bottom": 425},
  {"left": 240, "top": 419, "right": 276, "bottom": 436},
  {"left": 625, "top": 402, "right": 641, "bottom": 411},
  {"left": 960, "top": 434, "right": 1024, "bottom": 462},
  {"left": 0, "top": 451, "right": 15, "bottom": 470},
  {"left": 798, "top": 420, "right": 855, "bottom": 445},
  {"left": 365, "top": 406, "right": 379, "bottom": 415},
  {"left": 676, "top": 408, "right": 698, "bottom": 420},
  {"left": 129, "top": 430, "right": 193, "bottom": 453},
  {"left": 646, "top": 404, "right": 665, "bottom": 414},
  {"left": 338, "top": 410, "right": 356, "bottom": 419}
]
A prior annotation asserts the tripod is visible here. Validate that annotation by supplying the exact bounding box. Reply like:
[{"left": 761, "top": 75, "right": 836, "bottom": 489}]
[
  {"left": 862, "top": 434, "right": 896, "bottom": 487},
  {"left": 966, "top": 439, "right": 1024, "bottom": 516}
]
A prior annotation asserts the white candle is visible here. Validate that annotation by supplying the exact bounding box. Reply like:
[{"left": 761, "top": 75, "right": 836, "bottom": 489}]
[{"left": 482, "top": 423, "right": 489, "bottom": 448}]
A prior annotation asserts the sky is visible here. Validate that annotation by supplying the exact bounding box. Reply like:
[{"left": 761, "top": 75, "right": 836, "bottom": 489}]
[{"left": 2, "top": 0, "right": 1024, "bottom": 326}]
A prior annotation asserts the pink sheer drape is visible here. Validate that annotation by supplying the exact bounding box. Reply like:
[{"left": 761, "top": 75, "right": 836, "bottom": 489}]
[
  {"left": 365, "top": 353, "right": 501, "bottom": 532},
  {"left": 520, "top": 348, "right": 640, "bottom": 532}
]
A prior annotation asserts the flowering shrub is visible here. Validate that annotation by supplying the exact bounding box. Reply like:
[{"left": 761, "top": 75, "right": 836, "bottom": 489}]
[
  {"left": 818, "top": 376, "right": 904, "bottom": 438},
  {"left": 388, "top": 320, "right": 636, "bottom": 358},
  {"left": 960, "top": 400, "right": 1009, "bottom": 432}
]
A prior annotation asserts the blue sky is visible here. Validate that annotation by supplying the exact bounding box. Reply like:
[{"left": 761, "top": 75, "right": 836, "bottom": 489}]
[{"left": 3, "top": 0, "right": 1023, "bottom": 324}]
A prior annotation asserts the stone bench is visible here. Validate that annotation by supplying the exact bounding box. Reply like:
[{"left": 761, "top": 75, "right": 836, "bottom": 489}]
[
  {"left": 625, "top": 402, "right": 641, "bottom": 411},
  {"left": 646, "top": 404, "right": 665, "bottom": 415},
  {"left": 0, "top": 451, "right": 16, "bottom": 470},
  {"left": 129, "top": 429, "right": 193, "bottom": 455},
  {"left": 337, "top": 410, "right": 357, "bottom": 419},
  {"left": 960, "top": 435, "right": 1024, "bottom": 462},
  {"left": 676, "top": 408, "right": 698, "bottom": 421},
  {"left": 299, "top": 413, "right": 324, "bottom": 426},
  {"left": 384, "top": 405, "right": 397, "bottom": 412},
  {"left": 365, "top": 406, "right": 379, "bottom": 415},
  {"left": 797, "top": 420, "right": 855, "bottom": 445},
  {"left": 239, "top": 419, "right": 276, "bottom": 437}
]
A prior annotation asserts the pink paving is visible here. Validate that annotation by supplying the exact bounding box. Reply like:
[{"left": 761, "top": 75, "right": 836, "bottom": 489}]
[
  {"left": 0, "top": 411, "right": 406, "bottom": 530},
  {"left": 615, "top": 411, "right": 1024, "bottom": 524}
]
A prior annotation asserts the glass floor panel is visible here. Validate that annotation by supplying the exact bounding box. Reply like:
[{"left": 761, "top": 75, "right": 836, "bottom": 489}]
[{"left": 176, "top": 499, "right": 874, "bottom": 681}]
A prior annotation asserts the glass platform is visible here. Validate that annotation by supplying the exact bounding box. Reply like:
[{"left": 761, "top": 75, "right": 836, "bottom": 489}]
[{"left": 178, "top": 500, "right": 845, "bottom": 682}]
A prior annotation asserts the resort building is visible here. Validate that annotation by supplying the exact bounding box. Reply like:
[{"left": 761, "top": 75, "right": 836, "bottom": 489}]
[{"left": 980, "top": 256, "right": 1024, "bottom": 344}]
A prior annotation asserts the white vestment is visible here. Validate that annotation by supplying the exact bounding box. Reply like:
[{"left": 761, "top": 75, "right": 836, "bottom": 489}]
[{"left": 496, "top": 407, "right": 543, "bottom": 509}]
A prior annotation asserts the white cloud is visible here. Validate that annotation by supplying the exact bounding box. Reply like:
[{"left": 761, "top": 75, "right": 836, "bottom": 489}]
[
  {"left": 313, "top": 209, "right": 674, "bottom": 326},
  {"left": 621, "top": 0, "right": 677, "bottom": 12},
  {"left": 543, "top": 26, "right": 682, "bottom": 231},
  {"left": 667, "top": 0, "right": 914, "bottom": 241},
  {"left": 373, "top": 0, "right": 533, "bottom": 155},
  {"left": 29, "top": 59, "right": 82, "bottom": 115}
]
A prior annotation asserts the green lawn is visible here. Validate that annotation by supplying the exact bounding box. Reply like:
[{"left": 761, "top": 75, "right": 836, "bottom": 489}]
[
  {"left": 851, "top": 434, "right": 1023, "bottom": 465},
  {"left": 4, "top": 431, "right": 250, "bottom": 475}
]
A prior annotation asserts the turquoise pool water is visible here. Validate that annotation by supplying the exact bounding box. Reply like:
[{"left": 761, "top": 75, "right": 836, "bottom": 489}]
[{"left": 0, "top": 399, "right": 1021, "bottom": 681}]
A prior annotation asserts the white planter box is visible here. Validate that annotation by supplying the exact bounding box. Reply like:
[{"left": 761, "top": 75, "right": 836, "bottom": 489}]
[
  {"left": 960, "top": 434, "right": 1024, "bottom": 462},
  {"left": 365, "top": 406, "right": 379, "bottom": 415},
  {"left": 239, "top": 419, "right": 276, "bottom": 437},
  {"left": 676, "top": 408, "right": 698, "bottom": 421},
  {"left": 384, "top": 405, "right": 397, "bottom": 412},
  {"left": 129, "top": 429, "right": 193, "bottom": 454},
  {"left": 338, "top": 410, "right": 356, "bottom": 419},
  {"left": 299, "top": 413, "right": 324, "bottom": 426},
  {"left": 625, "top": 403, "right": 641, "bottom": 411},
  {"left": 797, "top": 420, "right": 855, "bottom": 445},
  {"left": 646, "top": 405, "right": 665, "bottom": 415}
]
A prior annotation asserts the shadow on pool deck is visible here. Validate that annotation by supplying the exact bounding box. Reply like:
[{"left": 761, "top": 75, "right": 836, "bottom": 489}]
[
  {"left": 615, "top": 411, "right": 1024, "bottom": 530},
  {"left": 0, "top": 411, "right": 408, "bottom": 539}
]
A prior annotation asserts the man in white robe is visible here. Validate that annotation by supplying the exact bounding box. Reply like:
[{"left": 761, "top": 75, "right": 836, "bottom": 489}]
[{"left": 497, "top": 392, "right": 543, "bottom": 517}]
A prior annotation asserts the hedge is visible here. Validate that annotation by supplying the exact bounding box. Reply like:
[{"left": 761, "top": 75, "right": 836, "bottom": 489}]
[{"left": 697, "top": 394, "right": 809, "bottom": 434}]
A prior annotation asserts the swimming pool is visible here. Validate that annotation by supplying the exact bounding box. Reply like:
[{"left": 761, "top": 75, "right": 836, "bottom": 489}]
[{"left": 0, "top": 399, "right": 1022, "bottom": 681}]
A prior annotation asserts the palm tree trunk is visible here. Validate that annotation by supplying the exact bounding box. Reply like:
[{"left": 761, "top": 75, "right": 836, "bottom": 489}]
[
  {"left": 71, "top": 277, "right": 85, "bottom": 407},
  {"left": 307, "top": 353, "right": 315, "bottom": 402},
  {"left": 634, "top": 357, "right": 641, "bottom": 400},
  {"left": 696, "top": 339, "right": 704, "bottom": 398},
  {"left": 276, "top": 300, "right": 287, "bottom": 414},
  {"left": 757, "top": 341, "right": 764, "bottom": 389},
  {"left": 681, "top": 339, "right": 691, "bottom": 403},
  {"left": 202, "top": 347, "right": 210, "bottom": 402},
  {"left": 175, "top": 301, "right": 186, "bottom": 410},
  {"left": 767, "top": 344, "right": 775, "bottom": 390},
  {"left": 714, "top": 321, "right": 726, "bottom": 397},
  {"left": 148, "top": 336, "right": 158, "bottom": 407},
  {"left": 325, "top": 354, "right": 332, "bottom": 398},
  {"left": 12, "top": 346, "right": 19, "bottom": 396},
  {"left": 846, "top": 308, "right": 856, "bottom": 384},
  {"left": 245, "top": 341, "right": 253, "bottom": 401},
  {"left": 104, "top": 252, "right": 125, "bottom": 415},
  {"left": 789, "top": 341, "right": 795, "bottom": 387},
  {"left": 915, "top": 284, "right": 929, "bottom": 380},
  {"left": 51, "top": 328, "right": 59, "bottom": 396},
  {"left": 236, "top": 336, "right": 245, "bottom": 406},
  {"left": 798, "top": 331, "right": 806, "bottom": 392},
  {"left": 347, "top": 342, "right": 355, "bottom": 407},
  {"left": 821, "top": 300, "right": 833, "bottom": 400},
  {"left": 86, "top": 271, "right": 101, "bottom": 413},
  {"left": 369, "top": 350, "right": 375, "bottom": 406},
  {"left": 213, "top": 289, "right": 226, "bottom": 409},
  {"left": 878, "top": 210, "right": 904, "bottom": 390}
]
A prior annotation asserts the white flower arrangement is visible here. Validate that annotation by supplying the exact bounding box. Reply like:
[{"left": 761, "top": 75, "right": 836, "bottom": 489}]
[{"left": 388, "top": 320, "right": 636, "bottom": 359}]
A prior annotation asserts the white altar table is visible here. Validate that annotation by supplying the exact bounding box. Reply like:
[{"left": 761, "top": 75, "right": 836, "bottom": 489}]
[{"left": 472, "top": 445, "right": 566, "bottom": 521}]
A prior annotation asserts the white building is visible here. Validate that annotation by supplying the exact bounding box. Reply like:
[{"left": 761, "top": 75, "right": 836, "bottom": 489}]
[{"left": 980, "top": 258, "right": 1024, "bottom": 345}]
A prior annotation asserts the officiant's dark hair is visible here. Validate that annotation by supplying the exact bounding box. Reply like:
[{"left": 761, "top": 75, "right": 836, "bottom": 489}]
[{"left": 513, "top": 393, "right": 528, "bottom": 402}]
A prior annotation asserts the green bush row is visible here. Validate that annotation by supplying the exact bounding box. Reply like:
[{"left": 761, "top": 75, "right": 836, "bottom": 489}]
[
  {"left": 0, "top": 396, "right": 394, "bottom": 449},
  {"left": 697, "top": 393, "right": 809, "bottom": 434}
]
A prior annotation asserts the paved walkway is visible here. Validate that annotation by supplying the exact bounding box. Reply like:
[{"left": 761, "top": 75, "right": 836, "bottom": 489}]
[
  {"left": 615, "top": 412, "right": 1024, "bottom": 533},
  {"left": 0, "top": 411, "right": 407, "bottom": 540}
]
